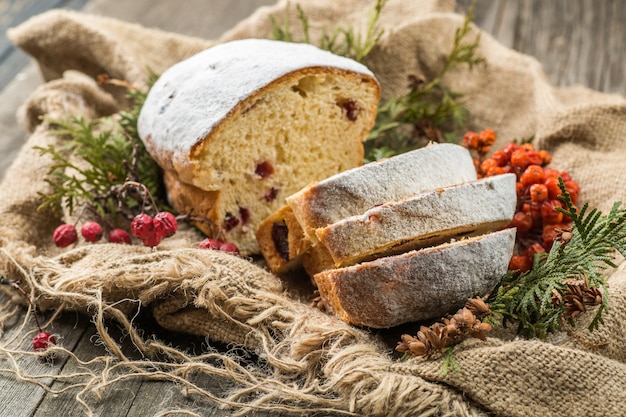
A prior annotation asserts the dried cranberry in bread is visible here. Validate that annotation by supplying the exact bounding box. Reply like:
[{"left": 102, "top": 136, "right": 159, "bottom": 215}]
[
  {"left": 255, "top": 205, "right": 311, "bottom": 274},
  {"left": 138, "top": 39, "right": 381, "bottom": 255},
  {"left": 314, "top": 228, "right": 516, "bottom": 328},
  {"left": 286, "top": 143, "right": 477, "bottom": 242},
  {"left": 316, "top": 174, "right": 517, "bottom": 267}
]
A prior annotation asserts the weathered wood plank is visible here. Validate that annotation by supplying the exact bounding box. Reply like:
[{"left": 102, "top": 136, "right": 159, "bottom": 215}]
[
  {"left": 0, "top": 0, "right": 89, "bottom": 91},
  {"left": 32, "top": 318, "right": 144, "bottom": 417},
  {"left": 1, "top": 1, "right": 625, "bottom": 416},
  {"left": 457, "top": 0, "right": 626, "bottom": 96},
  {"left": 0, "top": 300, "right": 91, "bottom": 417}
]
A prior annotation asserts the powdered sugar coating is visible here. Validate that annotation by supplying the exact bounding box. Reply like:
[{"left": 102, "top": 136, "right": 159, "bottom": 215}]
[
  {"left": 316, "top": 173, "right": 517, "bottom": 265},
  {"left": 315, "top": 228, "right": 516, "bottom": 328},
  {"left": 138, "top": 39, "right": 375, "bottom": 163},
  {"left": 286, "top": 143, "right": 478, "bottom": 239}
]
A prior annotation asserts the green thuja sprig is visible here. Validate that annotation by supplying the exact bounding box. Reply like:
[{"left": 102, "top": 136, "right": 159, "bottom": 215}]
[
  {"left": 486, "top": 179, "right": 625, "bottom": 339},
  {"left": 364, "top": 1, "right": 484, "bottom": 161},
  {"left": 269, "top": 0, "right": 484, "bottom": 163},
  {"left": 270, "top": 0, "right": 386, "bottom": 62},
  {"left": 35, "top": 78, "right": 164, "bottom": 223}
]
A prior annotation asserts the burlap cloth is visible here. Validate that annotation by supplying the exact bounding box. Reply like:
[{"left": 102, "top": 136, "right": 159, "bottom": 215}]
[{"left": 1, "top": 1, "right": 626, "bottom": 416}]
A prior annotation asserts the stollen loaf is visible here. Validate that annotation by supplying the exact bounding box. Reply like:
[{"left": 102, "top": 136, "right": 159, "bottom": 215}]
[{"left": 138, "top": 39, "right": 381, "bottom": 254}]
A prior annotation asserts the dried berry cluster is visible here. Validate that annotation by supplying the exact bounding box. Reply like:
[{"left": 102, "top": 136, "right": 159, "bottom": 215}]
[
  {"left": 396, "top": 297, "right": 492, "bottom": 357},
  {"left": 130, "top": 211, "right": 178, "bottom": 247},
  {"left": 464, "top": 130, "right": 581, "bottom": 272},
  {"left": 53, "top": 221, "right": 131, "bottom": 247}
]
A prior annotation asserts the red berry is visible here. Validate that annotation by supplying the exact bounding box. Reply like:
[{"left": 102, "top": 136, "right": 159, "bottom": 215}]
[
  {"left": 541, "top": 200, "right": 564, "bottom": 224},
  {"left": 198, "top": 238, "right": 223, "bottom": 250},
  {"left": 220, "top": 242, "right": 239, "bottom": 255},
  {"left": 564, "top": 180, "right": 581, "bottom": 204},
  {"left": 508, "top": 255, "right": 532, "bottom": 273},
  {"left": 108, "top": 229, "right": 131, "bottom": 244},
  {"left": 486, "top": 166, "right": 505, "bottom": 177},
  {"left": 544, "top": 177, "right": 562, "bottom": 200},
  {"left": 538, "top": 150, "right": 552, "bottom": 165},
  {"left": 53, "top": 224, "right": 77, "bottom": 248},
  {"left": 463, "top": 131, "right": 480, "bottom": 149},
  {"left": 542, "top": 224, "right": 561, "bottom": 250},
  {"left": 219, "top": 242, "right": 240, "bottom": 255},
  {"left": 480, "top": 158, "right": 498, "bottom": 174},
  {"left": 131, "top": 213, "right": 154, "bottom": 239},
  {"left": 141, "top": 232, "right": 163, "bottom": 248},
  {"left": 509, "top": 211, "right": 533, "bottom": 234},
  {"left": 502, "top": 143, "right": 521, "bottom": 159},
  {"left": 153, "top": 211, "right": 178, "bottom": 238},
  {"left": 80, "top": 221, "right": 103, "bottom": 242},
  {"left": 491, "top": 150, "right": 509, "bottom": 167},
  {"left": 543, "top": 168, "right": 560, "bottom": 178},
  {"left": 510, "top": 149, "right": 530, "bottom": 170},
  {"left": 559, "top": 172, "right": 572, "bottom": 182},
  {"left": 529, "top": 183, "right": 548, "bottom": 203},
  {"left": 526, "top": 151, "right": 543, "bottom": 166},
  {"left": 33, "top": 331, "right": 56, "bottom": 352},
  {"left": 520, "top": 165, "right": 545, "bottom": 187},
  {"left": 525, "top": 243, "right": 546, "bottom": 260},
  {"left": 478, "top": 129, "right": 497, "bottom": 146}
]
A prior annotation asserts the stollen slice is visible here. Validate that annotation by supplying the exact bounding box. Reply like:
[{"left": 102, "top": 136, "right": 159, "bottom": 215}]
[
  {"left": 316, "top": 173, "right": 517, "bottom": 267},
  {"left": 313, "top": 228, "right": 516, "bottom": 328},
  {"left": 286, "top": 143, "right": 477, "bottom": 242},
  {"left": 255, "top": 205, "right": 311, "bottom": 274}
]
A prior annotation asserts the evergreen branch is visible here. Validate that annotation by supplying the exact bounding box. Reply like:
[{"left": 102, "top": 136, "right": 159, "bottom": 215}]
[
  {"left": 363, "top": 1, "right": 484, "bottom": 161},
  {"left": 269, "top": 0, "right": 386, "bottom": 62},
  {"left": 35, "top": 78, "right": 165, "bottom": 224},
  {"left": 269, "top": 1, "right": 483, "bottom": 162},
  {"left": 487, "top": 179, "right": 625, "bottom": 338}
]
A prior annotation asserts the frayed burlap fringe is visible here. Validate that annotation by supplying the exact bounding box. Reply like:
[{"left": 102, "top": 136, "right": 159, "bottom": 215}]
[
  {"left": 2, "top": 0, "right": 626, "bottom": 416},
  {"left": 0, "top": 239, "right": 487, "bottom": 416}
]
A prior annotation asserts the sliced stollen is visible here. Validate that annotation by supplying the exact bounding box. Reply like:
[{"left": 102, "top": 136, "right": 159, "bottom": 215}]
[
  {"left": 315, "top": 173, "right": 517, "bottom": 267},
  {"left": 314, "top": 228, "right": 516, "bottom": 328},
  {"left": 138, "top": 39, "right": 381, "bottom": 255},
  {"left": 255, "top": 205, "right": 311, "bottom": 274},
  {"left": 286, "top": 143, "right": 477, "bottom": 242}
]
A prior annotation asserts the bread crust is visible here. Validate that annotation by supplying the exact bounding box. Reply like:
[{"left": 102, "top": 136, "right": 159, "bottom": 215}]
[
  {"left": 313, "top": 228, "right": 516, "bottom": 328},
  {"left": 286, "top": 143, "right": 477, "bottom": 241},
  {"left": 316, "top": 174, "right": 517, "bottom": 267},
  {"left": 138, "top": 39, "right": 381, "bottom": 254},
  {"left": 255, "top": 205, "right": 311, "bottom": 274}
]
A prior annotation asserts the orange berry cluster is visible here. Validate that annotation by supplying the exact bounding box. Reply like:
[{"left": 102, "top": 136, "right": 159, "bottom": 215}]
[{"left": 463, "top": 130, "right": 581, "bottom": 273}]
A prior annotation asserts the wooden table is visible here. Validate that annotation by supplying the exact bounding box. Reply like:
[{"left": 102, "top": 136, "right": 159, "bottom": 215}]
[{"left": 0, "top": 1, "right": 624, "bottom": 416}]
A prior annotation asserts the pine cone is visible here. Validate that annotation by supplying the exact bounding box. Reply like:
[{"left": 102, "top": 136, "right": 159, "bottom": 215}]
[
  {"left": 465, "top": 297, "right": 491, "bottom": 319},
  {"left": 561, "top": 277, "right": 603, "bottom": 319}
]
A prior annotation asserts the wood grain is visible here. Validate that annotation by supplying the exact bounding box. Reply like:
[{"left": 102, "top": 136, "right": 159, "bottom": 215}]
[
  {"left": 457, "top": 0, "right": 626, "bottom": 96},
  {"left": 0, "top": 0, "right": 89, "bottom": 91}
]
